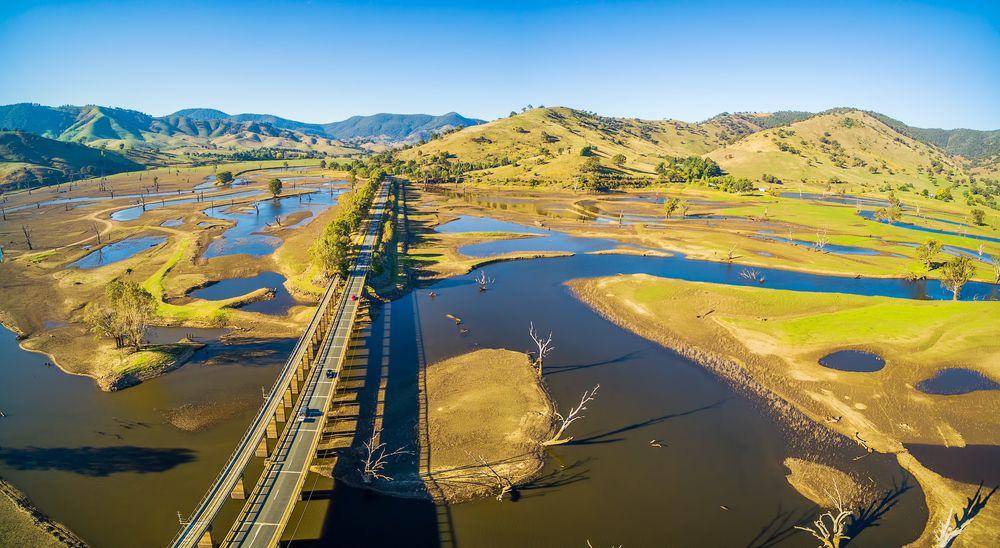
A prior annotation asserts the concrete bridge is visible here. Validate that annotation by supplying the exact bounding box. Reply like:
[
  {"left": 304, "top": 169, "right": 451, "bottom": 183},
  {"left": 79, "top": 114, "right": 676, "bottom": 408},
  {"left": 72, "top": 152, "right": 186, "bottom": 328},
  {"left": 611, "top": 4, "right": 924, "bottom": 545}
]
[{"left": 170, "top": 180, "right": 390, "bottom": 548}]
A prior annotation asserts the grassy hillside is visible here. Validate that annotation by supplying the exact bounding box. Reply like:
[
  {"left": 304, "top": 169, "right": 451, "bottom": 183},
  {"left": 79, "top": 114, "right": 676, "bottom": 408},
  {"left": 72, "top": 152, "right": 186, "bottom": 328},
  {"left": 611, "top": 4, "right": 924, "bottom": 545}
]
[
  {"left": 398, "top": 106, "right": 743, "bottom": 185},
  {"left": 0, "top": 130, "right": 142, "bottom": 190},
  {"left": 707, "top": 110, "right": 967, "bottom": 191},
  {"left": 870, "top": 112, "right": 999, "bottom": 161}
]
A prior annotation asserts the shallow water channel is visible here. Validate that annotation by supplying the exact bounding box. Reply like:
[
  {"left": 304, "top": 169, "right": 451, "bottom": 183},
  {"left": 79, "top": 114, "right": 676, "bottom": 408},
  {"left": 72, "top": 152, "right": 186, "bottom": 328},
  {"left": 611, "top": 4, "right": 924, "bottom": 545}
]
[{"left": 202, "top": 188, "right": 345, "bottom": 259}]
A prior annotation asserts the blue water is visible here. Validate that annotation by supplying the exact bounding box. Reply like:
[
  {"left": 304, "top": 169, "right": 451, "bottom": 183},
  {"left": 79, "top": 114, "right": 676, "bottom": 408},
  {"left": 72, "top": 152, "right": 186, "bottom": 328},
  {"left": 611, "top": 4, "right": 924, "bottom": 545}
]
[
  {"left": 160, "top": 219, "right": 184, "bottom": 227},
  {"left": 755, "top": 235, "right": 907, "bottom": 257},
  {"left": 202, "top": 189, "right": 345, "bottom": 258},
  {"left": 818, "top": 350, "right": 886, "bottom": 372},
  {"left": 444, "top": 216, "right": 998, "bottom": 301},
  {"left": 69, "top": 236, "right": 168, "bottom": 269},
  {"left": 111, "top": 190, "right": 262, "bottom": 222},
  {"left": 437, "top": 215, "right": 548, "bottom": 234},
  {"left": 6, "top": 189, "right": 182, "bottom": 214},
  {"left": 915, "top": 368, "right": 1000, "bottom": 395},
  {"left": 781, "top": 192, "right": 894, "bottom": 208},
  {"left": 188, "top": 271, "right": 300, "bottom": 315},
  {"left": 859, "top": 210, "right": 1000, "bottom": 244},
  {"left": 194, "top": 176, "right": 249, "bottom": 191}
]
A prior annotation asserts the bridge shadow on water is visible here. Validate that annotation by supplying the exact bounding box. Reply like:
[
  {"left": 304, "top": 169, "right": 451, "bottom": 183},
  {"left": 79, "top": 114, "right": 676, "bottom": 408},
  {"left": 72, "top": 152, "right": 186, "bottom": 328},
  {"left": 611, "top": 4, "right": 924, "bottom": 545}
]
[
  {"left": 289, "top": 292, "right": 448, "bottom": 547},
  {"left": 0, "top": 445, "right": 195, "bottom": 476}
]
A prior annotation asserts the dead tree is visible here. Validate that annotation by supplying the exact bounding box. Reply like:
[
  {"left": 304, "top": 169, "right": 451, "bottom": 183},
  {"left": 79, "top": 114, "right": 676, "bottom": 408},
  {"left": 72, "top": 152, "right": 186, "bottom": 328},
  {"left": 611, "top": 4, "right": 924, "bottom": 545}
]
[
  {"left": 935, "top": 483, "right": 997, "bottom": 548},
  {"left": 993, "top": 256, "right": 1000, "bottom": 284},
  {"left": 469, "top": 452, "right": 514, "bottom": 501},
  {"left": 92, "top": 223, "right": 101, "bottom": 244},
  {"left": 815, "top": 230, "right": 830, "bottom": 252},
  {"left": 726, "top": 244, "right": 738, "bottom": 263},
  {"left": 739, "top": 268, "right": 764, "bottom": 283},
  {"left": 21, "top": 225, "right": 33, "bottom": 250},
  {"left": 795, "top": 487, "right": 851, "bottom": 548},
  {"left": 544, "top": 384, "right": 600, "bottom": 446},
  {"left": 360, "top": 428, "right": 408, "bottom": 483},
  {"left": 474, "top": 270, "right": 495, "bottom": 291},
  {"left": 529, "top": 321, "right": 555, "bottom": 376}
]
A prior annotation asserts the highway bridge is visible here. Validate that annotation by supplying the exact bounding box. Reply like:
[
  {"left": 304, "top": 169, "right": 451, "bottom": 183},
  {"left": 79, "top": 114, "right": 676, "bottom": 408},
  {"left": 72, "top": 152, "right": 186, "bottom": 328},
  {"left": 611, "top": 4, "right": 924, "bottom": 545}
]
[{"left": 171, "top": 180, "right": 390, "bottom": 548}]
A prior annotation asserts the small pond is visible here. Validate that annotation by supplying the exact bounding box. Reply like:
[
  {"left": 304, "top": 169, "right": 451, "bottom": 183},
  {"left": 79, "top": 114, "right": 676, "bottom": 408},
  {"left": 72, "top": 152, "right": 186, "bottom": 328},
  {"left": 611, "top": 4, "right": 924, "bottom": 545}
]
[
  {"left": 755, "top": 235, "right": 906, "bottom": 257},
  {"left": 818, "top": 350, "right": 886, "bottom": 372},
  {"left": 914, "top": 368, "right": 1000, "bottom": 396},
  {"left": 202, "top": 190, "right": 344, "bottom": 259},
  {"left": 436, "top": 215, "right": 548, "bottom": 235},
  {"left": 160, "top": 219, "right": 183, "bottom": 227},
  {"left": 781, "top": 192, "right": 894, "bottom": 208},
  {"left": 70, "top": 236, "right": 168, "bottom": 269},
  {"left": 188, "top": 271, "right": 300, "bottom": 316},
  {"left": 111, "top": 190, "right": 262, "bottom": 222},
  {"left": 859, "top": 210, "right": 1000, "bottom": 244}
]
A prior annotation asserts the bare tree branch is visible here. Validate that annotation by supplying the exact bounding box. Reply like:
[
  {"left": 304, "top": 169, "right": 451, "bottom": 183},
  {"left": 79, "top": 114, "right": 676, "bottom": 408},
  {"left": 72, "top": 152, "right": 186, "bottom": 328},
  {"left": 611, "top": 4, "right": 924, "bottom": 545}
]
[
  {"left": 529, "top": 321, "right": 555, "bottom": 376},
  {"left": 544, "top": 384, "right": 600, "bottom": 446}
]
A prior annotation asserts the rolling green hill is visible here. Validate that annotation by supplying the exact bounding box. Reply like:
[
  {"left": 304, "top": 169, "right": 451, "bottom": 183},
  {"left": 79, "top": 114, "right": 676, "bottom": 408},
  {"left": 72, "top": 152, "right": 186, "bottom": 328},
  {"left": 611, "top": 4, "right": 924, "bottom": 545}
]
[
  {"left": 0, "top": 130, "right": 142, "bottom": 191},
  {"left": 868, "top": 112, "right": 999, "bottom": 161},
  {"left": 706, "top": 109, "right": 966, "bottom": 191},
  {"left": 397, "top": 106, "right": 744, "bottom": 185}
]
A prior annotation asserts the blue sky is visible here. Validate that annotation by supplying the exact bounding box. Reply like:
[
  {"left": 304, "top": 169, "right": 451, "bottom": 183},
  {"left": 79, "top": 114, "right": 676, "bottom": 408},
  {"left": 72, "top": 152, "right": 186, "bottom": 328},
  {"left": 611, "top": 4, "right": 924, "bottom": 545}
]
[{"left": 1, "top": 0, "right": 997, "bottom": 129}]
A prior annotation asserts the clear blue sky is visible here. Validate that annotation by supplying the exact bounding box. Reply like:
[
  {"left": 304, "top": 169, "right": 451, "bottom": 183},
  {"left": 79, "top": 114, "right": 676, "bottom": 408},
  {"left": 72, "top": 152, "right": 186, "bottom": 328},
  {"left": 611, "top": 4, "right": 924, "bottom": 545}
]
[{"left": 1, "top": 0, "right": 997, "bottom": 129}]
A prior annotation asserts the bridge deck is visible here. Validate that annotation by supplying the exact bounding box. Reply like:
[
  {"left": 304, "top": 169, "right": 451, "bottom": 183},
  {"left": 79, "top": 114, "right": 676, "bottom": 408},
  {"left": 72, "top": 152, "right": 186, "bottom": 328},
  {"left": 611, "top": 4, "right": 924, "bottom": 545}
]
[{"left": 170, "top": 180, "right": 390, "bottom": 548}]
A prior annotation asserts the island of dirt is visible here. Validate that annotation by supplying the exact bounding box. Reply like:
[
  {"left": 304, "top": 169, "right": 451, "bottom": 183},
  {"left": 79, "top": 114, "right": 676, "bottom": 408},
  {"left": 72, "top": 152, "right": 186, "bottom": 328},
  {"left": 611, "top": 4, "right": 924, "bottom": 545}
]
[{"left": 329, "top": 348, "right": 555, "bottom": 503}]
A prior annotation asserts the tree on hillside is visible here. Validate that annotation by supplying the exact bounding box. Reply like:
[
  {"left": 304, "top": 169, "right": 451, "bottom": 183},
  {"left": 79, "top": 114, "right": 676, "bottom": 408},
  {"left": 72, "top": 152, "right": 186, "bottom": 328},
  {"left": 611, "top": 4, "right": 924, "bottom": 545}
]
[
  {"left": 940, "top": 256, "right": 975, "bottom": 300},
  {"left": 320, "top": 159, "right": 327, "bottom": 169},
  {"left": 664, "top": 197, "right": 681, "bottom": 218},
  {"left": 970, "top": 208, "right": 986, "bottom": 226},
  {"left": 580, "top": 145, "right": 595, "bottom": 157},
  {"left": 268, "top": 178, "right": 283, "bottom": 198},
  {"left": 85, "top": 279, "right": 155, "bottom": 350},
  {"left": 21, "top": 225, "right": 32, "bottom": 250},
  {"left": 917, "top": 239, "right": 942, "bottom": 271},
  {"left": 612, "top": 154, "right": 626, "bottom": 168},
  {"left": 217, "top": 171, "right": 234, "bottom": 185}
]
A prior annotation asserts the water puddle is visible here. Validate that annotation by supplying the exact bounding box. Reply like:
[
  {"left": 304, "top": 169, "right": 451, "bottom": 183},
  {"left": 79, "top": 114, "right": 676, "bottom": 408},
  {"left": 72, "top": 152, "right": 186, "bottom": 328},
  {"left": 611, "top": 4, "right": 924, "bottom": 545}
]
[
  {"left": 143, "top": 326, "right": 230, "bottom": 344},
  {"left": 914, "top": 368, "right": 1000, "bottom": 395},
  {"left": 436, "top": 215, "right": 548, "bottom": 234},
  {"left": 755, "top": 235, "right": 906, "bottom": 257},
  {"left": 818, "top": 350, "right": 886, "bottom": 372},
  {"left": 160, "top": 218, "right": 183, "bottom": 227},
  {"left": 69, "top": 236, "right": 168, "bottom": 269},
  {"left": 859, "top": 210, "right": 1000, "bottom": 244},
  {"left": 781, "top": 192, "right": 894, "bottom": 208},
  {"left": 111, "top": 190, "right": 262, "bottom": 222},
  {"left": 188, "top": 271, "right": 300, "bottom": 315},
  {"left": 202, "top": 189, "right": 344, "bottom": 258}
]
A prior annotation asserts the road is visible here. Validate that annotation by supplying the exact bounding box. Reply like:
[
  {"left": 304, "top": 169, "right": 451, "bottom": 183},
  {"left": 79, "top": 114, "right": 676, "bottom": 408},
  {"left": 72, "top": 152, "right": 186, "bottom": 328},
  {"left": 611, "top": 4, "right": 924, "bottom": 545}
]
[{"left": 170, "top": 179, "right": 389, "bottom": 548}]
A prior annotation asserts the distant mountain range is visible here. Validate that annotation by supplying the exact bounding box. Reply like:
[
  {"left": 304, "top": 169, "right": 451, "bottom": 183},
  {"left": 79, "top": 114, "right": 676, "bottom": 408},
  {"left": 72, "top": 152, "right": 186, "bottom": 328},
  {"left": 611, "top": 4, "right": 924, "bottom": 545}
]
[
  {"left": 0, "top": 102, "right": 483, "bottom": 189},
  {"left": 170, "top": 108, "right": 483, "bottom": 143}
]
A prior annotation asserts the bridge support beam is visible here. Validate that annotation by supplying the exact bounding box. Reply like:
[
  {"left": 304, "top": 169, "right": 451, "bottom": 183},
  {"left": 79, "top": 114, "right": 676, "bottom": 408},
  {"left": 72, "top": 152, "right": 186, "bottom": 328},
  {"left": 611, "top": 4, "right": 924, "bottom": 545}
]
[
  {"left": 230, "top": 474, "right": 246, "bottom": 500},
  {"left": 197, "top": 525, "right": 215, "bottom": 548},
  {"left": 255, "top": 437, "right": 270, "bottom": 458},
  {"left": 275, "top": 402, "right": 286, "bottom": 422},
  {"left": 290, "top": 376, "right": 299, "bottom": 396},
  {"left": 266, "top": 417, "right": 278, "bottom": 439}
]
